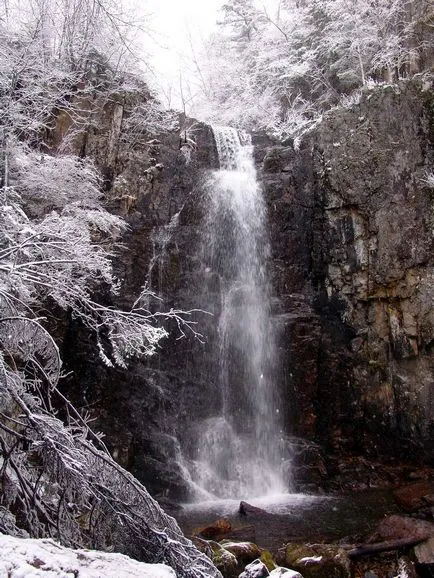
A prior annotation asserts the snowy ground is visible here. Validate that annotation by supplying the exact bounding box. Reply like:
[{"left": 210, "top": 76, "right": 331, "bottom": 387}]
[{"left": 0, "top": 534, "right": 176, "bottom": 577}]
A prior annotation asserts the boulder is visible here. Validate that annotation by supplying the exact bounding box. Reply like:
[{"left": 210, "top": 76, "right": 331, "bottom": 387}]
[
  {"left": 269, "top": 568, "right": 304, "bottom": 578},
  {"left": 208, "top": 541, "right": 239, "bottom": 578},
  {"left": 393, "top": 481, "right": 434, "bottom": 512},
  {"left": 239, "top": 501, "right": 270, "bottom": 516},
  {"left": 195, "top": 518, "right": 232, "bottom": 540},
  {"left": 190, "top": 536, "right": 213, "bottom": 558},
  {"left": 369, "top": 515, "right": 434, "bottom": 542},
  {"left": 414, "top": 536, "right": 434, "bottom": 564},
  {"left": 279, "top": 543, "right": 351, "bottom": 578},
  {"left": 226, "top": 525, "right": 257, "bottom": 543},
  {"left": 239, "top": 559, "right": 270, "bottom": 578},
  {"left": 220, "top": 540, "right": 262, "bottom": 564},
  {"left": 260, "top": 550, "right": 278, "bottom": 571}
]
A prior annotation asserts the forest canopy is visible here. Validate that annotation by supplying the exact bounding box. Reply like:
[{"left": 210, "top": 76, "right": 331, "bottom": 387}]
[{"left": 189, "top": 0, "right": 433, "bottom": 139}]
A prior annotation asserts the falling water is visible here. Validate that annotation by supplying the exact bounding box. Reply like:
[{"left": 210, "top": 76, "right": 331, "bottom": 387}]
[
  {"left": 190, "top": 126, "right": 287, "bottom": 499},
  {"left": 147, "top": 211, "right": 180, "bottom": 294}
]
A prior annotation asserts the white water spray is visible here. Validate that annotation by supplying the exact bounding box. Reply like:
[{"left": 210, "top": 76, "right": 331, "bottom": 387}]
[{"left": 190, "top": 127, "right": 287, "bottom": 499}]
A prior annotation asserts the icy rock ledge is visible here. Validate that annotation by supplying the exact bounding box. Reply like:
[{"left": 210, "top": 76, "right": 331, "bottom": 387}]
[{"left": 0, "top": 534, "right": 176, "bottom": 577}]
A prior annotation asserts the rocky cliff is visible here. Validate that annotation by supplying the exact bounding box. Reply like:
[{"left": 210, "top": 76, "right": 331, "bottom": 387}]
[
  {"left": 259, "top": 77, "right": 434, "bottom": 483},
  {"left": 61, "top": 76, "right": 434, "bottom": 497},
  {"left": 57, "top": 81, "right": 220, "bottom": 499}
]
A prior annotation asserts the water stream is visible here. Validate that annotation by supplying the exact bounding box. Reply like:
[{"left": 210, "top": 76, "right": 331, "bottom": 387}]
[{"left": 188, "top": 127, "right": 288, "bottom": 499}]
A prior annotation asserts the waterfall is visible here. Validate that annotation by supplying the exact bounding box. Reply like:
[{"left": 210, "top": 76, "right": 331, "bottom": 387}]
[
  {"left": 190, "top": 126, "right": 287, "bottom": 499},
  {"left": 148, "top": 211, "right": 180, "bottom": 294}
]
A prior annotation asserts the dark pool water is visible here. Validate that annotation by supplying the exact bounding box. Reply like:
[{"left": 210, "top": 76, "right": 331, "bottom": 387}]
[{"left": 176, "top": 490, "right": 401, "bottom": 551}]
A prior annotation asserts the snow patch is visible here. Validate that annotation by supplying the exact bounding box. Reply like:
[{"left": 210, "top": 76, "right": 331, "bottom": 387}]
[
  {"left": 299, "top": 555, "right": 323, "bottom": 563},
  {"left": 0, "top": 534, "right": 176, "bottom": 577}
]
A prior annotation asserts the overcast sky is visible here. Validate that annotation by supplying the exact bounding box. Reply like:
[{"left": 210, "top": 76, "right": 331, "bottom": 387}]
[{"left": 144, "top": 0, "right": 224, "bottom": 106}]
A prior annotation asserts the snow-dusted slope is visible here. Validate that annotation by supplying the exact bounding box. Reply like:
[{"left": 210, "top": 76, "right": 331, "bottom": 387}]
[{"left": 0, "top": 534, "right": 176, "bottom": 577}]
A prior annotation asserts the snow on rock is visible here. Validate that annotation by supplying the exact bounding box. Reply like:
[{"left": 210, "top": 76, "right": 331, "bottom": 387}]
[
  {"left": 239, "top": 559, "right": 270, "bottom": 577},
  {"left": 298, "top": 556, "right": 323, "bottom": 563},
  {"left": 0, "top": 534, "right": 176, "bottom": 577},
  {"left": 269, "top": 568, "right": 304, "bottom": 578},
  {"left": 395, "top": 556, "right": 417, "bottom": 578}
]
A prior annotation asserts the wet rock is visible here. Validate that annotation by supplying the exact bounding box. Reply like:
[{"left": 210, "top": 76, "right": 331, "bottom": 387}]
[
  {"left": 195, "top": 519, "right": 232, "bottom": 540},
  {"left": 393, "top": 481, "right": 434, "bottom": 512},
  {"left": 408, "top": 470, "right": 431, "bottom": 481},
  {"left": 209, "top": 541, "right": 239, "bottom": 578},
  {"left": 289, "top": 438, "right": 327, "bottom": 490},
  {"left": 239, "top": 559, "right": 270, "bottom": 578},
  {"left": 220, "top": 540, "right": 262, "bottom": 564},
  {"left": 155, "top": 495, "right": 184, "bottom": 515},
  {"left": 278, "top": 543, "right": 351, "bottom": 578},
  {"left": 190, "top": 536, "right": 213, "bottom": 559},
  {"left": 269, "top": 568, "right": 304, "bottom": 578},
  {"left": 262, "top": 146, "right": 295, "bottom": 173},
  {"left": 414, "top": 536, "right": 434, "bottom": 564},
  {"left": 226, "top": 525, "right": 257, "bottom": 543},
  {"left": 352, "top": 551, "right": 398, "bottom": 578},
  {"left": 369, "top": 515, "right": 434, "bottom": 542},
  {"left": 239, "top": 502, "right": 270, "bottom": 516},
  {"left": 396, "top": 556, "right": 417, "bottom": 577},
  {"left": 260, "top": 551, "right": 278, "bottom": 571}
]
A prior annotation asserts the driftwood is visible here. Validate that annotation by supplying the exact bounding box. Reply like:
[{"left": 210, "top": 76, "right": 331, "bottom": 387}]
[{"left": 348, "top": 537, "right": 428, "bottom": 558}]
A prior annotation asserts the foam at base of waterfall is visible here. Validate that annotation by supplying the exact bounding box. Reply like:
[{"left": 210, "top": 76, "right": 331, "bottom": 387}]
[
  {"left": 182, "top": 493, "right": 331, "bottom": 516},
  {"left": 190, "top": 417, "right": 286, "bottom": 500}
]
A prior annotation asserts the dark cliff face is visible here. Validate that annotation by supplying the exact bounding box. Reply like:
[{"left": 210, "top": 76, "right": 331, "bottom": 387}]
[
  {"left": 63, "top": 77, "right": 434, "bottom": 498},
  {"left": 258, "top": 78, "right": 434, "bottom": 469},
  {"left": 58, "top": 86, "right": 220, "bottom": 499}
]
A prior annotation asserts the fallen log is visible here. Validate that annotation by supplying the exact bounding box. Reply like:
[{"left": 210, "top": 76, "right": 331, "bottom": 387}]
[{"left": 348, "top": 537, "right": 428, "bottom": 558}]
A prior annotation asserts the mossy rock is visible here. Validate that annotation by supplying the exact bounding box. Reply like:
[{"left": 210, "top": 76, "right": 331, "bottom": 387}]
[
  {"left": 270, "top": 568, "right": 304, "bottom": 577},
  {"left": 282, "top": 543, "right": 350, "bottom": 578},
  {"left": 220, "top": 540, "right": 262, "bottom": 564},
  {"left": 209, "top": 541, "right": 239, "bottom": 578},
  {"left": 261, "top": 550, "right": 278, "bottom": 571}
]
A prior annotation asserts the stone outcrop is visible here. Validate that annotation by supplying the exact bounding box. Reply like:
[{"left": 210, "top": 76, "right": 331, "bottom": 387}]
[
  {"left": 61, "top": 75, "right": 433, "bottom": 497},
  {"left": 57, "top": 81, "right": 220, "bottom": 499},
  {"left": 257, "top": 77, "right": 434, "bottom": 477},
  {"left": 369, "top": 515, "right": 434, "bottom": 542}
]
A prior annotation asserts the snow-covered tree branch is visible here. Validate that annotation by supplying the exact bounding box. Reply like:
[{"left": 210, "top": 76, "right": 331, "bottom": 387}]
[
  {"left": 189, "top": 0, "right": 434, "bottom": 140},
  {"left": 0, "top": 7, "right": 216, "bottom": 571}
]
